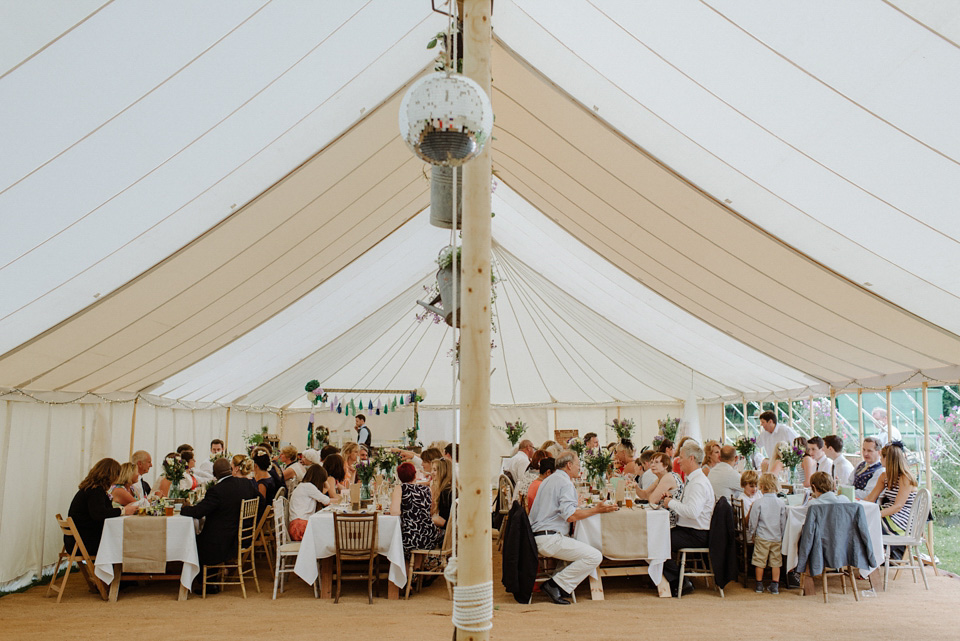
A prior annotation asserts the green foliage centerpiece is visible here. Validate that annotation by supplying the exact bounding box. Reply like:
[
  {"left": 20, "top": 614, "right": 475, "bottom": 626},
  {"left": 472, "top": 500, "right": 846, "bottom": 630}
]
[
  {"left": 609, "top": 417, "right": 634, "bottom": 442},
  {"left": 583, "top": 448, "right": 614, "bottom": 492},
  {"left": 500, "top": 420, "right": 527, "bottom": 447},
  {"left": 778, "top": 442, "right": 805, "bottom": 484},
  {"left": 355, "top": 459, "right": 377, "bottom": 501},
  {"left": 162, "top": 455, "right": 187, "bottom": 500},
  {"left": 734, "top": 435, "right": 757, "bottom": 470}
]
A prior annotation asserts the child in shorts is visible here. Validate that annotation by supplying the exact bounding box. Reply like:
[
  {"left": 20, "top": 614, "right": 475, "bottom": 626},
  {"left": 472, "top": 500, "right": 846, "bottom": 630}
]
[{"left": 747, "top": 473, "right": 787, "bottom": 594}]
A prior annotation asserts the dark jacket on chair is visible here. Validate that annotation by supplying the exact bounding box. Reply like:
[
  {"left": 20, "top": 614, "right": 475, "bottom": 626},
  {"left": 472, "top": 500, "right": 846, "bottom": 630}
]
[
  {"left": 65, "top": 486, "right": 121, "bottom": 556},
  {"left": 797, "top": 502, "right": 876, "bottom": 577},
  {"left": 181, "top": 476, "right": 259, "bottom": 567},
  {"left": 709, "top": 496, "right": 738, "bottom": 589},
  {"left": 501, "top": 501, "right": 538, "bottom": 603}
]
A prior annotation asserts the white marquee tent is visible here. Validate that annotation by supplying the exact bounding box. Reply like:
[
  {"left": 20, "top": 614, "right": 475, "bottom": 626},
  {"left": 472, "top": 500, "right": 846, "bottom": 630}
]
[{"left": 1, "top": 0, "right": 959, "bottom": 585}]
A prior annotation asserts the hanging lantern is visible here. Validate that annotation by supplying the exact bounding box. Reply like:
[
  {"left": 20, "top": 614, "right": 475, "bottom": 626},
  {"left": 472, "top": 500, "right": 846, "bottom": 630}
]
[{"left": 399, "top": 72, "right": 493, "bottom": 166}]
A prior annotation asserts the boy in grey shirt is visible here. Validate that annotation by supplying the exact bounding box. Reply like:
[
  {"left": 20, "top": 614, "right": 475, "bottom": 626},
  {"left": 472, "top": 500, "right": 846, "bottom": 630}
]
[{"left": 747, "top": 474, "right": 787, "bottom": 594}]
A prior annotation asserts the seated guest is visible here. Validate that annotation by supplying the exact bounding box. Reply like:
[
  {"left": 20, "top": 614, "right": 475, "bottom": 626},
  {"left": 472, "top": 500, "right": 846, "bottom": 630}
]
[
  {"left": 748, "top": 474, "right": 787, "bottom": 594},
  {"left": 156, "top": 450, "right": 200, "bottom": 497},
  {"left": 130, "top": 450, "right": 153, "bottom": 498},
  {"left": 851, "top": 437, "right": 884, "bottom": 500},
  {"left": 672, "top": 436, "right": 694, "bottom": 480},
  {"left": 195, "top": 439, "right": 226, "bottom": 483},
  {"left": 503, "top": 440, "right": 534, "bottom": 483},
  {"left": 281, "top": 445, "right": 307, "bottom": 494},
  {"left": 657, "top": 438, "right": 675, "bottom": 458},
  {"left": 583, "top": 432, "right": 599, "bottom": 451},
  {"left": 444, "top": 442, "right": 458, "bottom": 462},
  {"left": 66, "top": 458, "right": 138, "bottom": 555},
  {"left": 514, "top": 450, "right": 548, "bottom": 501},
  {"left": 181, "top": 458, "right": 260, "bottom": 580},
  {"left": 319, "top": 444, "right": 340, "bottom": 461},
  {"left": 390, "top": 462, "right": 442, "bottom": 558},
  {"left": 794, "top": 436, "right": 817, "bottom": 487},
  {"left": 323, "top": 453, "right": 348, "bottom": 491},
  {"left": 660, "top": 441, "right": 715, "bottom": 597},
  {"left": 288, "top": 464, "right": 331, "bottom": 541},
  {"left": 341, "top": 442, "right": 360, "bottom": 485},
  {"left": 110, "top": 462, "right": 146, "bottom": 508},
  {"left": 806, "top": 436, "right": 833, "bottom": 478},
  {"left": 808, "top": 471, "right": 849, "bottom": 504},
  {"left": 636, "top": 452, "right": 683, "bottom": 524},
  {"left": 701, "top": 440, "right": 721, "bottom": 476},
  {"left": 431, "top": 458, "right": 454, "bottom": 529},
  {"left": 526, "top": 457, "right": 555, "bottom": 512},
  {"left": 823, "top": 435, "right": 854, "bottom": 488},
  {"left": 709, "top": 445, "right": 742, "bottom": 502},
  {"left": 614, "top": 440, "right": 640, "bottom": 476},
  {"left": 638, "top": 450, "right": 657, "bottom": 490},
  {"left": 739, "top": 470, "right": 760, "bottom": 518},
  {"left": 866, "top": 442, "right": 918, "bottom": 540},
  {"left": 177, "top": 443, "right": 194, "bottom": 455},
  {"left": 253, "top": 444, "right": 284, "bottom": 490},
  {"left": 427, "top": 440, "right": 450, "bottom": 453},
  {"left": 231, "top": 454, "right": 253, "bottom": 479},
  {"left": 540, "top": 440, "right": 563, "bottom": 459},
  {"left": 419, "top": 447, "right": 444, "bottom": 479},
  {"left": 528, "top": 451, "right": 616, "bottom": 605},
  {"left": 252, "top": 452, "right": 278, "bottom": 514}
]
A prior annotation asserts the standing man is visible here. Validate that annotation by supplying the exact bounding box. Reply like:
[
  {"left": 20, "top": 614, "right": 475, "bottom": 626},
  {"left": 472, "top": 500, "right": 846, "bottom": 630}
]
[
  {"left": 355, "top": 414, "right": 371, "bottom": 448},
  {"left": 131, "top": 450, "right": 153, "bottom": 498},
  {"left": 824, "top": 435, "right": 855, "bottom": 487},
  {"left": 528, "top": 450, "right": 616, "bottom": 604},
  {"left": 708, "top": 445, "right": 742, "bottom": 502},
  {"left": 661, "top": 440, "right": 715, "bottom": 597},
  {"left": 754, "top": 410, "right": 797, "bottom": 465},
  {"left": 504, "top": 439, "right": 535, "bottom": 484}
]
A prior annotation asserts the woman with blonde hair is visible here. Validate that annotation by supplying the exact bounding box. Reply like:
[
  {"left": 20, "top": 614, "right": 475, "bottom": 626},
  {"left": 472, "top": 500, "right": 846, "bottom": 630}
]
[
  {"left": 866, "top": 442, "right": 918, "bottom": 540},
  {"left": 701, "top": 440, "right": 721, "bottom": 476},
  {"left": 341, "top": 442, "right": 360, "bottom": 485},
  {"left": 67, "top": 458, "right": 137, "bottom": 555},
  {"left": 431, "top": 458, "right": 454, "bottom": 528},
  {"left": 109, "top": 462, "right": 144, "bottom": 508}
]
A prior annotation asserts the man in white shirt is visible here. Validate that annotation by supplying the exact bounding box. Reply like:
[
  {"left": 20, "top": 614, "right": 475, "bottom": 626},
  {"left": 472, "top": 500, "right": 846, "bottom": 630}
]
[
  {"left": 709, "top": 445, "right": 742, "bottom": 502},
  {"left": 528, "top": 450, "right": 616, "bottom": 604},
  {"left": 131, "top": 450, "right": 153, "bottom": 497},
  {"left": 823, "top": 435, "right": 854, "bottom": 486},
  {"left": 504, "top": 439, "right": 535, "bottom": 484},
  {"left": 195, "top": 438, "right": 225, "bottom": 484},
  {"left": 805, "top": 436, "right": 833, "bottom": 476},
  {"left": 661, "top": 440, "right": 715, "bottom": 596},
  {"left": 755, "top": 411, "right": 798, "bottom": 463},
  {"left": 851, "top": 436, "right": 884, "bottom": 500}
]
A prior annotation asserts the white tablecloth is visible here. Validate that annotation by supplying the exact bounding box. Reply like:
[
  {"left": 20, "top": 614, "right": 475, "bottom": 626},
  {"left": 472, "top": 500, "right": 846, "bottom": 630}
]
[
  {"left": 94, "top": 515, "right": 200, "bottom": 591},
  {"left": 573, "top": 507, "right": 671, "bottom": 585},
  {"left": 782, "top": 500, "right": 884, "bottom": 573},
  {"left": 293, "top": 510, "right": 407, "bottom": 589}
]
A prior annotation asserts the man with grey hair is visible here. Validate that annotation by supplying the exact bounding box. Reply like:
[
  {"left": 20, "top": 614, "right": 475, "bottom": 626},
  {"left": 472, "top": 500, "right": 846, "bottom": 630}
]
[
  {"left": 504, "top": 439, "right": 535, "bottom": 484},
  {"left": 131, "top": 450, "right": 153, "bottom": 498},
  {"left": 660, "top": 439, "right": 715, "bottom": 597},
  {"left": 527, "top": 450, "right": 617, "bottom": 605}
]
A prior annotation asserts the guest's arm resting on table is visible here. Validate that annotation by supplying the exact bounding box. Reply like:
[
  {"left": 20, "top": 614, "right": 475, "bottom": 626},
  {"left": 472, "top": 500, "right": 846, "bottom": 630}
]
[
  {"left": 180, "top": 486, "right": 223, "bottom": 519},
  {"left": 390, "top": 484, "right": 402, "bottom": 516},
  {"left": 864, "top": 471, "right": 886, "bottom": 504},
  {"left": 661, "top": 479, "right": 709, "bottom": 519},
  {"left": 637, "top": 474, "right": 675, "bottom": 504},
  {"left": 567, "top": 503, "right": 618, "bottom": 522}
]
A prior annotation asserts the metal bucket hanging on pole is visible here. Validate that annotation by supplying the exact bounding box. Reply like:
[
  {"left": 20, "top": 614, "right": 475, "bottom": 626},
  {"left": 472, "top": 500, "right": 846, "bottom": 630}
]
[{"left": 431, "top": 166, "right": 462, "bottom": 229}]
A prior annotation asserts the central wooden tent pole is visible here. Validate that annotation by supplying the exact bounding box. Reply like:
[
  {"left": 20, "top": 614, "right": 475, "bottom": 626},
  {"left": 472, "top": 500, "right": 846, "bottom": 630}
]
[
  {"left": 459, "top": 0, "right": 493, "bottom": 637},
  {"left": 128, "top": 396, "right": 139, "bottom": 460}
]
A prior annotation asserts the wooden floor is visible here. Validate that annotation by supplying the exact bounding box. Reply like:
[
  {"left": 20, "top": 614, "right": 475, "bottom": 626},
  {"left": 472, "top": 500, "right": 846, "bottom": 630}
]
[{"left": 2, "top": 546, "right": 956, "bottom": 641}]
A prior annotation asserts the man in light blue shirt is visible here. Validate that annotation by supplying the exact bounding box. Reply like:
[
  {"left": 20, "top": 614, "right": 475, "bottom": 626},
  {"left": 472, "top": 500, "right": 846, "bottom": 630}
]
[{"left": 528, "top": 450, "right": 616, "bottom": 605}]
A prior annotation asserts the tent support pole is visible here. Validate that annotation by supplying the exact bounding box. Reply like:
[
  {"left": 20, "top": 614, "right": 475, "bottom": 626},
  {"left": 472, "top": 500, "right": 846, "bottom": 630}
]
[
  {"left": 128, "top": 396, "right": 139, "bottom": 460},
  {"left": 808, "top": 394, "right": 814, "bottom": 437},
  {"left": 921, "top": 382, "right": 939, "bottom": 575},
  {"left": 721, "top": 403, "right": 725, "bottom": 444},
  {"left": 788, "top": 398, "right": 793, "bottom": 431},
  {"left": 830, "top": 388, "right": 837, "bottom": 435},
  {"left": 886, "top": 387, "right": 893, "bottom": 442},
  {"left": 458, "top": 1, "right": 493, "bottom": 638},
  {"left": 225, "top": 406, "right": 231, "bottom": 453},
  {"left": 742, "top": 397, "right": 748, "bottom": 438},
  {"left": 857, "top": 389, "right": 864, "bottom": 448}
]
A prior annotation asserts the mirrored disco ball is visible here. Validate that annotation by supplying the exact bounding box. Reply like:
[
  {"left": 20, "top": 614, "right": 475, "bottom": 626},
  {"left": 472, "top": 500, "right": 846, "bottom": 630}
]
[{"left": 399, "top": 72, "right": 493, "bottom": 167}]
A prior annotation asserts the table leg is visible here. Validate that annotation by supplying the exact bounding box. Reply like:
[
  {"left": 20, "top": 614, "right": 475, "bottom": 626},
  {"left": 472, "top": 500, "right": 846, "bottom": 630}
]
[
  {"left": 588, "top": 574, "right": 604, "bottom": 600},
  {"left": 109, "top": 564, "right": 121, "bottom": 602},
  {"left": 656, "top": 577, "right": 672, "bottom": 598},
  {"left": 866, "top": 569, "right": 881, "bottom": 592},
  {"left": 320, "top": 557, "right": 333, "bottom": 599},
  {"left": 801, "top": 574, "right": 816, "bottom": 597},
  {"left": 388, "top": 580, "right": 399, "bottom": 600},
  {"left": 178, "top": 584, "right": 188, "bottom": 601}
]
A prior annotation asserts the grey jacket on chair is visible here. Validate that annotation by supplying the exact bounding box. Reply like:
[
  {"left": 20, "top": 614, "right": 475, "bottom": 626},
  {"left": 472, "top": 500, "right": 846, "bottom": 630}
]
[{"left": 796, "top": 502, "right": 876, "bottom": 576}]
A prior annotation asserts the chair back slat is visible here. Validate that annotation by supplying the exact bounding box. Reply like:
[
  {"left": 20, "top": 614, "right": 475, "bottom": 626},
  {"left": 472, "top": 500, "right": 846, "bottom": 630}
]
[
  {"left": 908, "top": 488, "right": 930, "bottom": 540},
  {"left": 238, "top": 498, "right": 260, "bottom": 555},
  {"left": 333, "top": 513, "right": 378, "bottom": 559}
]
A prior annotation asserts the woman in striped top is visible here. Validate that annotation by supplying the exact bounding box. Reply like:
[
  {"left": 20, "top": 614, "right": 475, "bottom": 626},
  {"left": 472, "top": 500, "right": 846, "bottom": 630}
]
[{"left": 866, "top": 442, "right": 917, "bottom": 537}]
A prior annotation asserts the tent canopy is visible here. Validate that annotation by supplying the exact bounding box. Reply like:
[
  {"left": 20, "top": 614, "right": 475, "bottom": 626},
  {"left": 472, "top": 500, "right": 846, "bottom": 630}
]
[{"left": 2, "top": 0, "right": 959, "bottom": 408}]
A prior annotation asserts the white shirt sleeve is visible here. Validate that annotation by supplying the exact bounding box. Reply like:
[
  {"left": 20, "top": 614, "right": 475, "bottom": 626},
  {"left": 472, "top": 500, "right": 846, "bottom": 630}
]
[{"left": 670, "top": 476, "right": 710, "bottom": 522}]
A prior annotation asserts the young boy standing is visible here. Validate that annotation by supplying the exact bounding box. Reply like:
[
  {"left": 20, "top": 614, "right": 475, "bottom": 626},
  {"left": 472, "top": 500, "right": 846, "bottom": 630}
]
[{"left": 748, "top": 473, "right": 787, "bottom": 594}]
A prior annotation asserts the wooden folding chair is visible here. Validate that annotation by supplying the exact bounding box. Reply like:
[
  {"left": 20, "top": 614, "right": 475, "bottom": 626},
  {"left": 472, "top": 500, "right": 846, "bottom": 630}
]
[
  {"left": 46, "top": 514, "right": 107, "bottom": 603},
  {"left": 406, "top": 506, "right": 454, "bottom": 600},
  {"left": 333, "top": 512, "right": 379, "bottom": 604},
  {"left": 202, "top": 497, "right": 260, "bottom": 598}
]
